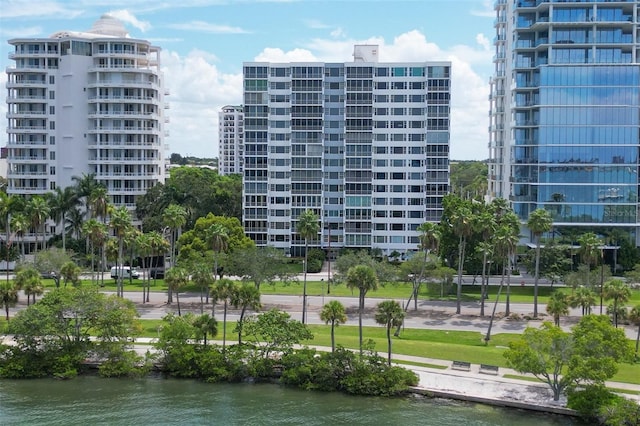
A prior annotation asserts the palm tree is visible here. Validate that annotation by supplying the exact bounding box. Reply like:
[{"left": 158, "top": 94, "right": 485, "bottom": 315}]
[
  {"left": 82, "top": 219, "right": 108, "bottom": 287},
  {"left": 191, "top": 262, "right": 214, "bottom": 314},
  {"left": 72, "top": 173, "right": 100, "bottom": 217},
  {"left": 89, "top": 185, "right": 110, "bottom": 222},
  {"left": 211, "top": 278, "right": 237, "bottom": 350},
  {"left": 320, "top": 300, "right": 347, "bottom": 352},
  {"left": 450, "top": 205, "right": 474, "bottom": 314},
  {"left": 527, "top": 208, "right": 553, "bottom": 318},
  {"left": 546, "top": 291, "right": 570, "bottom": 326},
  {"left": 165, "top": 267, "right": 190, "bottom": 316},
  {"left": 148, "top": 231, "right": 170, "bottom": 300},
  {"left": 410, "top": 222, "right": 440, "bottom": 310},
  {"left": 65, "top": 207, "right": 84, "bottom": 241},
  {"left": 110, "top": 206, "right": 132, "bottom": 297},
  {"left": 26, "top": 196, "right": 50, "bottom": 252},
  {"left": 473, "top": 205, "right": 496, "bottom": 317},
  {"left": 346, "top": 264, "right": 378, "bottom": 355},
  {"left": 230, "top": 283, "right": 261, "bottom": 344},
  {"left": 50, "top": 186, "right": 80, "bottom": 252},
  {"left": 296, "top": 209, "right": 319, "bottom": 324},
  {"left": 603, "top": 278, "right": 632, "bottom": 328},
  {"left": 206, "top": 222, "right": 229, "bottom": 283},
  {"left": 10, "top": 213, "right": 29, "bottom": 261},
  {"left": 162, "top": 204, "right": 187, "bottom": 303},
  {"left": 0, "top": 280, "right": 18, "bottom": 321},
  {"left": 375, "top": 300, "right": 405, "bottom": 366},
  {"left": 629, "top": 305, "right": 640, "bottom": 356},
  {"left": 569, "top": 286, "right": 597, "bottom": 316},
  {"left": 14, "top": 266, "right": 42, "bottom": 306},
  {"left": 578, "top": 232, "right": 601, "bottom": 302},
  {"left": 193, "top": 314, "right": 218, "bottom": 347},
  {"left": 135, "top": 232, "right": 152, "bottom": 302},
  {"left": 493, "top": 212, "right": 520, "bottom": 316}
]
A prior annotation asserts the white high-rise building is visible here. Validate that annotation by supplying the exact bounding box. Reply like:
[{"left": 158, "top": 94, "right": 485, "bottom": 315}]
[
  {"left": 218, "top": 105, "right": 244, "bottom": 175},
  {"left": 243, "top": 46, "right": 451, "bottom": 257},
  {"left": 6, "top": 15, "right": 166, "bottom": 208}
]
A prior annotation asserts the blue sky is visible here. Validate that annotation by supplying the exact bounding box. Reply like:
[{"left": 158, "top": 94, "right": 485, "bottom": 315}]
[{"left": 0, "top": 0, "right": 496, "bottom": 160}]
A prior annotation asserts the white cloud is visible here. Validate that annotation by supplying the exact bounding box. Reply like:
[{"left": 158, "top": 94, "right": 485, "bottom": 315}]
[
  {"left": 160, "top": 29, "right": 492, "bottom": 160},
  {"left": 168, "top": 21, "right": 249, "bottom": 34},
  {"left": 475, "top": 33, "right": 491, "bottom": 51},
  {"left": 1, "top": 0, "right": 85, "bottom": 19},
  {"left": 105, "top": 9, "right": 152, "bottom": 33},
  {"left": 254, "top": 48, "right": 317, "bottom": 63},
  {"left": 0, "top": 26, "right": 44, "bottom": 39},
  {"left": 304, "top": 19, "right": 329, "bottom": 30},
  {"left": 161, "top": 49, "right": 243, "bottom": 157},
  {"left": 330, "top": 27, "right": 345, "bottom": 39},
  {"left": 471, "top": 0, "right": 495, "bottom": 18}
]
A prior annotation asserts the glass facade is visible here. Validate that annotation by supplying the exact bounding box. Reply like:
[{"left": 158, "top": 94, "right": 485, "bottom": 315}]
[{"left": 488, "top": 0, "right": 640, "bottom": 242}]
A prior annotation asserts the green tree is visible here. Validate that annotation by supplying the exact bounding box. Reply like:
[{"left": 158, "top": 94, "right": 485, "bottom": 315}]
[
  {"left": 296, "top": 209, "right": 319, "bottom": 324},
  {"left": 493, "top": 212, "right": 520, "bottom": 316},
  {"left": 71, "top": 173, "right": 101, "bottom": 217},
  {"left": 206, "top": 222, "right": 229, "bottom": 282},
  {"left": 210, "top": 278, "right": 237, "bottom": 350},
  {"left": 190, "top": 261, "right": 214, "bottom": 313},
  {"left": 82, "top": 219, "right": 108, "bottom": 287},
  {"left": 88, "top": 186, "right": 110, "bottom": 222},
  {"left": 319, "top": 300, "right": 347, "bottom": 353},
  {"left": 26, "top": 195, "right": 50, "bottom": 252},
  {"left": 527, "top": 208, "right": 553, "bottom": 318},
  {"left": 60, "top": 261, "right": 81, "bottom": 287},
  {"left": 450, "top": 204, "right": 474, "bottom": 314},
  {"left": 346, "top": 265, "right": 378, "bottom": 355},
  {"left": 10, "top": 212, "right": 29, "bottom": 261},
  {"left": 229, "top": 246, "right": 286, "bottom": 290},
  {"left": 148, "top": 230, "right": 170, "bottom": 294},
  {"left": 546, "top": 291, "right": 570, "bottom": 326},
  {"left": 578, "top": 232, "right": 602, "bottom": 310},
  {"left": 629, "top": 305, "right": 640, "bottom": 356},
  {"left": 603, "top": 279, "right": 632, "bottom": 328},
  {"left": 569, "top": 286, "right": 597, "bottom": 316},
  {"left": 110, "top": 206, "right": 132, "bottom": 297},
  {"left": 192, "top": 313, "right": 218, "bottom": 347},
  {"left": 568, "top": 315, "right": 633, "bottom": 387},
  {"left": 15, "top": 266, "right": 43, "bottom": 305},
  {"left": 165, "top": 267, "right": 190, "bottom": 316},
  {"left": 49, "top": 186, "right": 81, "bottom": 252},
  {"left": 505, "top": 315, "right": 633, "bottom": 402},
  {"left": 504, "top": 322, "right": 573, "bottom": 401},
  {"left": 162, "top": 204, "right": 187, "bottom": 303},
  {"left": 241, "top": 309, "right": 313, "bottom": 359},
  {"left": 33, "top": 247, "right": 74, "bottom": 288},
  {"left": 0, "top": 280, "right": 18, "bottom": 320},
  {"left": 230, "top": 283, "right": 261, "bottom": 344},
  {"left": 375, "top": 300, "right": 405, "bottom": 366}
]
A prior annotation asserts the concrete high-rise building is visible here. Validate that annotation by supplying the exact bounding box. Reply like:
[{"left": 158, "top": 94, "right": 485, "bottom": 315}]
[
  {"left": 488, "top": 0, "right": 640, "bottom": 244},
  {"left": 6, "top": 15, "right": 166, "bottom": 209},
  {"left": 243, "top": 46, "right": 451, "bottom": 257},
  {"left": 218, "top": 105, "right": 244, "bottom": 175}
]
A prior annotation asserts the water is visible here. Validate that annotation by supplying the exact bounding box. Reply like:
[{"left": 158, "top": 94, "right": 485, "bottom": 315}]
[{"left": 0, "top": 376, "right": 583, "bottom": 425}]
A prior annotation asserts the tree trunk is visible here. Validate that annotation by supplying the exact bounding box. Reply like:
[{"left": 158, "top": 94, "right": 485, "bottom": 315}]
[
  {"left": 505, "top": 256, "right": 511, "bottom": 316},
  {"left": 223, "top": 301, "right": 227, "bottom": 351},
  {"left": 484, "top": 272, "right": 505, "bottom": 344},
  {"left": 387, "top": 325, "right": 392, "bottom": 366},
  {"left": 302, "top": 241, "right": 308, "bottom": 324},
  {"left": 176, "top": 291, "right": 181, "bottom": 316},
  {"left": 533, "top": 235, "right": 541, "bottom": 318},
  {"left": 480, "top": 251, "right": 487, "bottom": 317},
  {"left": 358, "top": 292, "right": 364, "bottom": 356},
  {"left": 330, "top": 322, "right": 335, "bottom": 353},
  {"left": 456, "top": 235, "right": 464, "bottom": 314}
]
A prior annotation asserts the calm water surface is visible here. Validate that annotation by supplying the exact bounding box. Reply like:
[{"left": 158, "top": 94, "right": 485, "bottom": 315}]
[{"left": 0, "top": 376, "right": 584, "bottom": 425}]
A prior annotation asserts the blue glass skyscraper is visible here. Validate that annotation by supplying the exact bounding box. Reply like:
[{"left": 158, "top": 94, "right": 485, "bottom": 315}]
[{"left": 488, "top": 0, "right": 640, "bottom": 244}]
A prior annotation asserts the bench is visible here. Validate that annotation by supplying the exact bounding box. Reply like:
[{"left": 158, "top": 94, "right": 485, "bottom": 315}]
[
  {"left": 451, "top": 360, "right": 471, "bottom": 371},
  {"left": 479, "top": 364, "right": 499, "bottom": 375}
]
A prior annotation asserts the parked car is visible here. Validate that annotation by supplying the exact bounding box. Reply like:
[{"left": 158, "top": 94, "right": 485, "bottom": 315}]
[
  {"left": 150, "top": 268, "right": 165, "bottom": 279},
  {"left": 110, "top": 266, "right": 140, "bottom": 279}
]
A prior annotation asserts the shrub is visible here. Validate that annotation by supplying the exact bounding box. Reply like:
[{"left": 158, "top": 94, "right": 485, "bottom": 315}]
[
  {"left": 307, "top": 259, "right": 322, "bottom": 273},
  {"left": 567, "top": 385, "right": 619, "bottom": 420}
]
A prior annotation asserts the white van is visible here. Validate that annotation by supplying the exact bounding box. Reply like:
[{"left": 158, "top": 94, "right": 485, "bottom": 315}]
[{"left": 110, "top": 266, "right": 140, "bottom": 279}]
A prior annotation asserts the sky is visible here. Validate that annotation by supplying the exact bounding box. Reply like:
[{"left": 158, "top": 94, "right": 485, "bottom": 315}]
[{"left": 0, "top": 0, "right": 497, "bottom": 160}]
